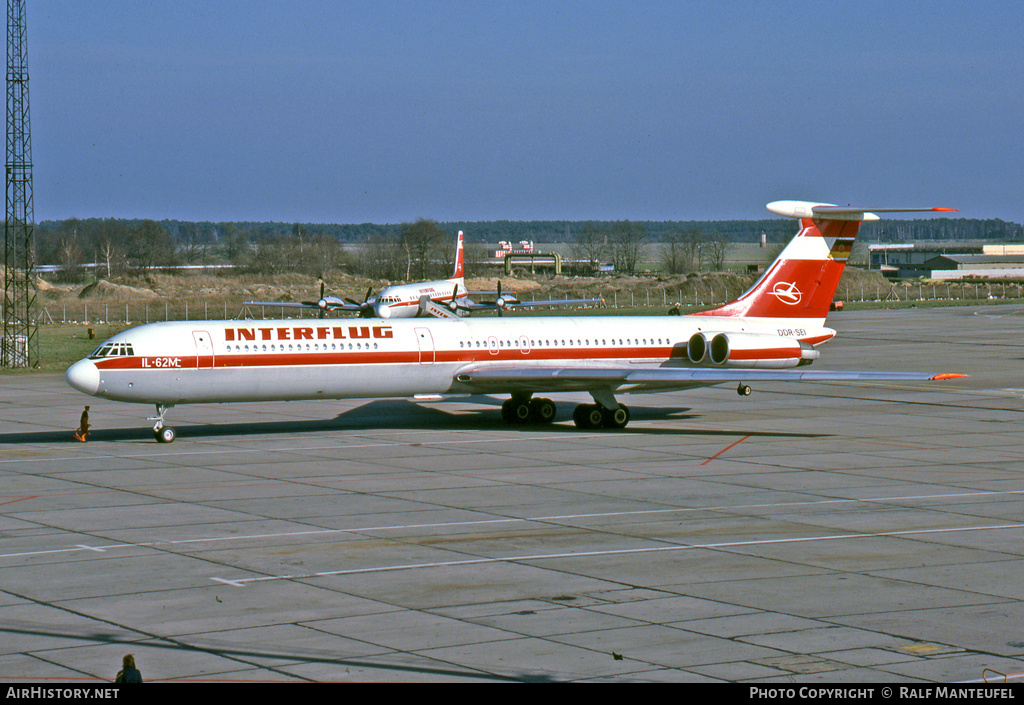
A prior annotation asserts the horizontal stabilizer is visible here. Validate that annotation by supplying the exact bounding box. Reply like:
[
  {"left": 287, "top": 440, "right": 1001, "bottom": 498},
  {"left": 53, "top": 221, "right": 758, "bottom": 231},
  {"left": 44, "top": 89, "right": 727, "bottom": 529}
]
[{"left": 767, "top": 201, "right": 957, "bottom": 221}]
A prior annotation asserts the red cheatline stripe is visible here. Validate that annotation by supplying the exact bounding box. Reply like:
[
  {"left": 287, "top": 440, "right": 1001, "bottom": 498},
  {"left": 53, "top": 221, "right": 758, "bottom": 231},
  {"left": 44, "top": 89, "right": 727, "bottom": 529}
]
[{"left": 93, "top": 346, "right": 684, "bottom": 371}]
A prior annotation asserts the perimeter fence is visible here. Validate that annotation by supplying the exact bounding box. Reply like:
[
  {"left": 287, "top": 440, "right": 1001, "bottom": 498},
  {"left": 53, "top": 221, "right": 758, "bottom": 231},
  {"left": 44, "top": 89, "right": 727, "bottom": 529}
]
[{"left": 21, "top": 279, "right": 1024, "bottom": 325}]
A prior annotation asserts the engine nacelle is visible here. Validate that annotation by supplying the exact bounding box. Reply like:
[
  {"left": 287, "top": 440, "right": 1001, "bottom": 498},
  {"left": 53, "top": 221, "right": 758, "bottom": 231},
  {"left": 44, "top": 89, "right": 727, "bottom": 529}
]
[
  {"left": 689, "top": 331, "right": 819, "bottom": 369},
  {"left": 687, "top": 332, "right": 711, "bottom": 363}
]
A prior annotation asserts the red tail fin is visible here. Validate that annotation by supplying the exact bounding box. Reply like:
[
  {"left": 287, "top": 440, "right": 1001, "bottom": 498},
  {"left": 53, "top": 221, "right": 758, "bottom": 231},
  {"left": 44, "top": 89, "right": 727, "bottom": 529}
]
[
  {"left": 452, "top": 230, "right": 465, "bottom": 279},
  {"left": 697, "top": 217, "right": 858, "bottom": 320},
  {"left": 696, "top": 201, "right": 956, "bottom": 322}
]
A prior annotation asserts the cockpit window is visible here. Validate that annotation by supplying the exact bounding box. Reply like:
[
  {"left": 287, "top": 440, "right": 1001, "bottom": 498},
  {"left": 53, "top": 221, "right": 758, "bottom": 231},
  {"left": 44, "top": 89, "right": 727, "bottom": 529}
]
[{"left": 88, "top": 342, "right": 135, "bottom": 359}]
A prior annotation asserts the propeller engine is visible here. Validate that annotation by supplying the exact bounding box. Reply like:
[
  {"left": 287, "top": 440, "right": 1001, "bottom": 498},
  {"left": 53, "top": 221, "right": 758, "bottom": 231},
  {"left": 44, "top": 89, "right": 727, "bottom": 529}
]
[
  {"left": 448, "top": 284, "right": 468, "bottom": 314},
  {"left": 295, "top": 281, "right": 354, "bottom": 317},
  {"left": 301, "top": 281, "right": 335, "bottom": 319},
  {"left": 346, "top": 286, "right": 375, "bottom": 318},
  {"left": 479, "top": 281, "right": 520, "bottom": 316}
]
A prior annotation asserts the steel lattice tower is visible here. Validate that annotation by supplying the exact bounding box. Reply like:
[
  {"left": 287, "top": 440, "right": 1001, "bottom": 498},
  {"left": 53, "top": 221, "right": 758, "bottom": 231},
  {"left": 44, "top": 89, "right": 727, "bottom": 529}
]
[{"left": 2, "top": 0, "right": 36, "bottom": 368}]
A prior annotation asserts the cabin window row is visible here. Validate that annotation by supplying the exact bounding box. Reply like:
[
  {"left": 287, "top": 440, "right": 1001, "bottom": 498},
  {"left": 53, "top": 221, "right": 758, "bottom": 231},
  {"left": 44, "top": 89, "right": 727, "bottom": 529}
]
[
  {"left": 457, "top": 338, "right": 668, "bottom": 349},
  {"left": 226, "top": 342, "right": 379, "bottom": 353}
]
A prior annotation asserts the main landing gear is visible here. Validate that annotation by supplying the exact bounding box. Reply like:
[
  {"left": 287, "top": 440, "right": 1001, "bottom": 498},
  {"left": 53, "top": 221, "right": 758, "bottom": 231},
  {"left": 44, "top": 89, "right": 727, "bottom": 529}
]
[
  {"left": 572, "top": 402, "right": 630, "bottom": 429},
  {"left": 501, "top": 395, "right": 557, "bottom": 424},
  {"left": 148, "top": 403, "right": 176, "bottom": 443},
  {"left": 500, "top": 393, "right": 631, "bottom": 430}
]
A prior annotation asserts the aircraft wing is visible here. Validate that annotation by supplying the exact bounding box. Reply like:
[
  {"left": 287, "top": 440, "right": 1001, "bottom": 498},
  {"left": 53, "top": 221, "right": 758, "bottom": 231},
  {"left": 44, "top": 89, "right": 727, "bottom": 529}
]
[
  {"left": 452, "top": 364, "right": 964, "bottom": 394},
  {"left": 506, "top": 297, "right": 605, "bottom": 309},
  {"left": 242, "top": 297, "right": 363, "bottom": 312},
  {"left": 454, "top": 296, "right": 604, "bottom": 314}
]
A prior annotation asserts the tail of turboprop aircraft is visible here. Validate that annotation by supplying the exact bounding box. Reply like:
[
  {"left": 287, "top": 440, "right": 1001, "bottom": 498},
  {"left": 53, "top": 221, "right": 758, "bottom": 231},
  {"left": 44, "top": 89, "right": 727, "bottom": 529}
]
[
  {"left": 695, "top": 201, "right": 956, "bottom": 322},
  {"left": 452, "top": 230, "right": 465, "bottom": 280}
]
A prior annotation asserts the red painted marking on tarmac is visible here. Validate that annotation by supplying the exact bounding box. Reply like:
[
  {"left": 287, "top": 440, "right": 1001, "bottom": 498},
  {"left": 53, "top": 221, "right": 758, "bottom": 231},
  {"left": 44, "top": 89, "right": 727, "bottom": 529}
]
[
  {"left": 1, "top": 495, "right": 39, "bottom": 506},
  {"left": 701, "top": 436, "right": 751, "bottom": 465}
]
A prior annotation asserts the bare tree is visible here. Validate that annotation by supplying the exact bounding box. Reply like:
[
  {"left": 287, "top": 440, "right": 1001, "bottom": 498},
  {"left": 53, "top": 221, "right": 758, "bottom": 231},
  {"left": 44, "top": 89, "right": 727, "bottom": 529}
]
[
  {"left": 570, "top": 223, "right": 609, "bottom": 272},
  {"left": 660, "top": 228, "right": 692, "bottom": 275},
  {"left": 356, "top": 232, "right": 403, "bottom": 280},
  {"left": 97, "top": 236, "right": 124, "bottom": 278},
  {"left": 222, "top": 225, "right": 249, "bottom": 267},
  {"left": 398, "top": 219, "right": 447, "bottom": 280},
  {"left": 178, "top": 222, "right": 209, "bottom": 265},
  {"left": 703, "top": 230, "right": 729, "bottom": 271},
  {"left": 56, "top": 236, "right": 85, "bottom": 282},
  {"left": 300, "top": 233, "right": 345, "bottom": 279},
  {"left": 681, "top": 227, "right": 706, "bottom": 273},
  {"left": 245, "top": 235, "right": 294, "bottom": 276},
  {"left": 609, "top": 220, "right": 648, "bottom": 274},
  {"left": 125, "top": 220, "right": 177, "bottom": 275}
]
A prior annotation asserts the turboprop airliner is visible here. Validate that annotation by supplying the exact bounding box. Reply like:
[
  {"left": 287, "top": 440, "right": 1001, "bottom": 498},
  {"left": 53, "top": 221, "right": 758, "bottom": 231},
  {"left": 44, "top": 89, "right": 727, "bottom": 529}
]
[
  {"left": 245, "top": 229, "right": 599, "bottom": 319},
  {"left": 66, "top": 201, "right": 963, "bottom": 442}
]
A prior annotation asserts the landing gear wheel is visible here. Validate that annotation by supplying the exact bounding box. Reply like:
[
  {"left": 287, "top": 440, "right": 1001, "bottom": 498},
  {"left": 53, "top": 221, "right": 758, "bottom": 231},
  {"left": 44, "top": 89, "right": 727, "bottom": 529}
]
[
  {"left": 529, "top": 397, "right": 557, "bottom": 423},
  {"left": 149, "top": 403, "right": 176, "bottom": 443},
  {"left": 602, "top": 405, "right": 630, "bottom": 429},
  {"left": 501, "top": 397, "right": 534, "bottom": 424},
  {"left": 501, "top": 399, "right": 515, "bottom": 423},
  {"left": 573, "top": 403, "right": 630, "bottom": 430},
  {"left": 511, "top": 401, "right": 531, "bottom": 423},
  {"left": 572, "top": 403, "right": 606, "bottom": 429},
  {"left": 154, "top": 426, "right": 176, "bottom": 443},
  {"left": 737, "top": 383, "right": 752, "bottom": 397}
]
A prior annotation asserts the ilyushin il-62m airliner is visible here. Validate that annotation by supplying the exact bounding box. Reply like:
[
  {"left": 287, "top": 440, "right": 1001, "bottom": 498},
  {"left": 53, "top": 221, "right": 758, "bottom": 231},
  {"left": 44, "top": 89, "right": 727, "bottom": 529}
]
[{"left": 66, "top": 201, "right": 964, "bottom": 442}]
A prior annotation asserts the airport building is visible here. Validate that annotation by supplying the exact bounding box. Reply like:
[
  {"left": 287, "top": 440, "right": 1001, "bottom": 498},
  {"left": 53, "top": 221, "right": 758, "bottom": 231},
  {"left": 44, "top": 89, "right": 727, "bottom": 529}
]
[{"left": 869, "top": 243, "right": 1024, "bottom": 279}]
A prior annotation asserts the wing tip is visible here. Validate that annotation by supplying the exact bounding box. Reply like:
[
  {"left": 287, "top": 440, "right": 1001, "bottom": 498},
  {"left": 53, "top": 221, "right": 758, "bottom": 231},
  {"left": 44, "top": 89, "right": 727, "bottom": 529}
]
[{"left": 930, "top": 373, "right": 969, "bottom": 380}]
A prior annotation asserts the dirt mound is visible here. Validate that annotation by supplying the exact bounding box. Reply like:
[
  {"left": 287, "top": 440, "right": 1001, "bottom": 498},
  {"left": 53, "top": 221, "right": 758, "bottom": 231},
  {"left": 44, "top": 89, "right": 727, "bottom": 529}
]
[
  {"left": 465, "top": 276, "right": 542, "bottom": 293},
  {"left": 77, "top": 280, "right": 159, "bottom": 301}
]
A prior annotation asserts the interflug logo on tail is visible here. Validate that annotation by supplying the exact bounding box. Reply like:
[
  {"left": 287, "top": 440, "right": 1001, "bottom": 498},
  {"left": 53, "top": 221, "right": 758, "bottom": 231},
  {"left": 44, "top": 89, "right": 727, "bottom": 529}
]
[{"left": 770, "top": 281, "right": 803, "bottom": 305}]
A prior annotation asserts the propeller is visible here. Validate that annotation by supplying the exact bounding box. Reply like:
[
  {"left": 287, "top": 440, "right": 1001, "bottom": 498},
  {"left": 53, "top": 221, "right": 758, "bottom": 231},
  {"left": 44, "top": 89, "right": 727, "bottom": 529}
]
[
  {"left": 448, "top": 283, "right": 468, "bottom": 313},
  {"left": 345, "top": 286, "right": 375, "bottom": 317},
  {"left": 493, "top": 281, "right": 521, "bottom": 315},
  {"left": 478, "top": 280, "right": 519, "bottom": 316},
  {"left": 251, "top": 280, "right": 367, "bottom": 318},
  {"left": 300, "top": 281, "right": 330, "bottom": 319}
]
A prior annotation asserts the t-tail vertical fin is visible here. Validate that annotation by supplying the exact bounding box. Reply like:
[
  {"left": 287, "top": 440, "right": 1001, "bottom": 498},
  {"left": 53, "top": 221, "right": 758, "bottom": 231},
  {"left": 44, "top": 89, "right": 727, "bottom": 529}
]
[
  {"left": 452, "top": 230, "right": 465, "bottom": 280},
  {"left": 696, "top": 201, "right": 956, "bottom": 322}
]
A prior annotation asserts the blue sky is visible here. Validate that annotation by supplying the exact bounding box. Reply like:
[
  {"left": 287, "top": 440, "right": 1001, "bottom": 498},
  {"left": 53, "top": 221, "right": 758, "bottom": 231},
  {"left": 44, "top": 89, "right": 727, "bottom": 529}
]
[{"left": 27, "top": 1, "right": 1024, "bottom": 224}]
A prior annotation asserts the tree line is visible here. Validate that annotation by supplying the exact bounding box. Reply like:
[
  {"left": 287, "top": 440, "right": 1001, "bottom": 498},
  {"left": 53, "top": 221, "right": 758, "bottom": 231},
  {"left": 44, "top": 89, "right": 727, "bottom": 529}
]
[
  {"left": 33, "top": 214, "right": 1022, "bottom": 282},
  {"left": 34, "top": 217, "right": 460, "bottom": 283}
]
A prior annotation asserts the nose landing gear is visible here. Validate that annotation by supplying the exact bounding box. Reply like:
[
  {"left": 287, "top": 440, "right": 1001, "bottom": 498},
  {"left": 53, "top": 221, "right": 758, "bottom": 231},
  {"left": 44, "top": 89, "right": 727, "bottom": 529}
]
[{"left": 148, "top": 404, "right": 176, "bottom": 443}]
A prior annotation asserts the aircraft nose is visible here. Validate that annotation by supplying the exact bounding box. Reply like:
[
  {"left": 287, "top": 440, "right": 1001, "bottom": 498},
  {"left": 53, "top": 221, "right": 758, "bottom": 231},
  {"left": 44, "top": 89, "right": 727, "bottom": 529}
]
[
  {"left": 376, "top": 303, "right": 392, "bottom": 319},
  {"left": 66, "top": 359, "right": 100, "bottom": 395}
]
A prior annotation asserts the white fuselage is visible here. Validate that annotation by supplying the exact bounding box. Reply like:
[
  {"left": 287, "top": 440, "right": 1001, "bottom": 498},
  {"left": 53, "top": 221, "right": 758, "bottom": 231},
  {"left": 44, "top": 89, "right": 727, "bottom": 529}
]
[
  {"left": 66, "top": 314, "right": 833, "bottom": 406},
  {"left": 373, "top": 278, "right": 461, "bottom": 318}
]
